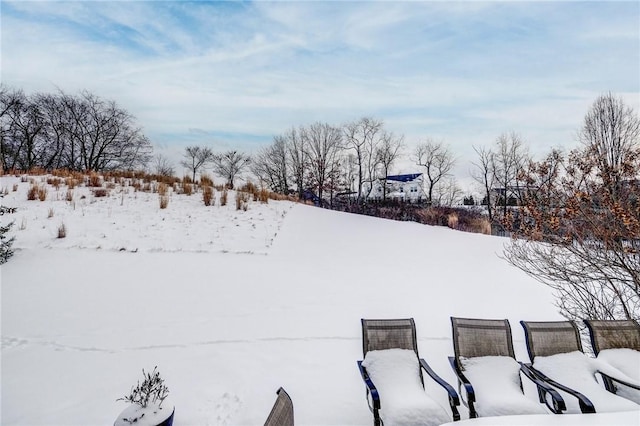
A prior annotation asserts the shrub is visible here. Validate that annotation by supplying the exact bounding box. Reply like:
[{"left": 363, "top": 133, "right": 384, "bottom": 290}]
[
  {"left": 183, "top": 183, "right": 193, "bottom": 196},
  {"left": 202, "top": 186, "right": 214, "bottom": 206}
]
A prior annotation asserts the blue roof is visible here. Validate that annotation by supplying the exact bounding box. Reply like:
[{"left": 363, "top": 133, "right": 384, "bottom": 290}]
[{"left": 385, "top": 173, "right": 423, "bottom": 182}]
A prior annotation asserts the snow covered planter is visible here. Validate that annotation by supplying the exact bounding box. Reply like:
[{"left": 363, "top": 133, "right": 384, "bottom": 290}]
[{"left": 115, "top": 367, "right": 174, "bottom": 426}]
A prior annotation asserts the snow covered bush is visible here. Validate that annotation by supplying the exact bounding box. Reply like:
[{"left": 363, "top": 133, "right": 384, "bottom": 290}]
[{"left": 0, "top": 217, "right": 15, "bottom": 264}]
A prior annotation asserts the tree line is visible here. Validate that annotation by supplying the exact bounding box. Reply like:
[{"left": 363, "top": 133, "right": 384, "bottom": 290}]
[{"left": 1, "top": 86, "right": 152, "bottom": 172}]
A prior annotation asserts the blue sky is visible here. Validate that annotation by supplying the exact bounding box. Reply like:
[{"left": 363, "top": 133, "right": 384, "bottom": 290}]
[{"left": 2, "top": 0, "right": 639, "bottom": 180}]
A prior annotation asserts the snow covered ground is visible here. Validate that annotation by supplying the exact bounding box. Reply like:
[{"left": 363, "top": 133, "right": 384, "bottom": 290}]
[{"left": 1, "top": 175, "right": 636, "bottom": 425}]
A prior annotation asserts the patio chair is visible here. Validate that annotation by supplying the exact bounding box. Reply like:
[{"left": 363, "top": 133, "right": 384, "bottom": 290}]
[
  {"left": 357, "top": 318, "right": 460, "bottom": 426},
  {"left": 584, "top": 319, "right": 640, "bottom": 403},
  {"left": 520, "top": 320, "right": 640, "bottom": 414},
  {"left": 264, "top": 387, "right": 293, "bottom": 426},
  {"left": 448, "top": 317, "right": 565, "bottom": 418}
]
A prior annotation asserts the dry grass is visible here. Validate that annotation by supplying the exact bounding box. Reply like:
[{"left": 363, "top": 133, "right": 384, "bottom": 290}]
[
  {"left": 183, "top": 183, "right": 193, "bottom": 196},
  {"left": 66, "top": 190, "right": 74, "bottom": 202},
  {"left": 203, "top": 186, "right": 214, "bottom": 206},
  {"left": 57, "top": 223, "right": 66, "bottom": 238},
  {"left": 27, "top": 184, "right": 38, "bottom": 200},
  {"left": 65, "top": 177, "right": 78, "bottom": 189},
  {"left": 220, "top": 189, "right": 228, "bottom": 206},
  {"left": 447, "top": 212, "right": 459, "bottom": 229},
  {"left": 88, "top": 173, "right": 102, "bottom": 187},
  {"left": 159, "top": 195, "right": 169, "bottom": 209},
  {"left": 236, "top": 191, "right": 250, "bottom": 211},
  {"left": 200, "top": 174, "right": 214, "bottom": 187},
  {"left": 93, "top": 188, "right": 109, "bottom": 197},
  {"left": 158, "top": 183, "right": 169, "bottom": 197},
  {"left": 12, "top": 183, "right": 18, "bottom": 192},
  {"left": 37, "top": 185, "right": 48, "bottom": 201},
  {"left": 47, "top": 177, "right": 62, "bottom": 189}
]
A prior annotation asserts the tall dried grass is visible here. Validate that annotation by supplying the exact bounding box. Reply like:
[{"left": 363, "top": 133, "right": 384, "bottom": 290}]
[{"left": 203, "top": 186, "right": 214, "bottom": 206}]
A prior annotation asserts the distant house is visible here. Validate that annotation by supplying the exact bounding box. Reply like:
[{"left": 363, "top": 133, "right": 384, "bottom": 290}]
[{"left": 369, "top": 173, "right": 427, "bottom": 202}]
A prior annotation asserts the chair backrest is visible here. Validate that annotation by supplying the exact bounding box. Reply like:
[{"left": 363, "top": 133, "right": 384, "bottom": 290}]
[
  {"left": 584, "top": 319, "right": 640, "bottom": 355},
  {"left": 361, "top": 318, "right": 419, "bottom": 357},
  {"left": 264, "top": 387, "right": 294, "bottom": 426},
  {"left": 451, "top": 317, "right": 515, "bottom": 362},
  {"left": 520, "top": 320, "right": 582, "bottom": 362}
]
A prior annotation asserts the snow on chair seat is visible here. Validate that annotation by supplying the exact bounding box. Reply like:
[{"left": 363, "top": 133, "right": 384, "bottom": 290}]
[
  {"left": 521, "top": 320, "right": 640, "bottom": 414},
  {"left": 362, "top": 349, "right": 450, "bottom": 426},
  {"left": 532, "top": 351, "right": 640, "bottom": 413},
  {"left": 460, "top": 355, "right": 548, "bottom": 417},
  {"left": 449, "top": 317, "right": 565, "bottom": 419},
  {"left": 584, "top": 319, "right": 640, "bottom": 404},
  {"left": 357, "top": 318, "right": 460, "bottom": 426}
]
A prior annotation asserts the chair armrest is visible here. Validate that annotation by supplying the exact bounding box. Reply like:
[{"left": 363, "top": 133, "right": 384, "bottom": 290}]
[
  {"left": 599, "top": 371, "right": 640, "bottom": 391},
  {"left": 519, "top": 362, "right": 566, "bottom": 413},
  {"left": 420, "top": 358, "right": 461, "bottom": 421},
  {"left": 357, "top": 361, "right": 380, "bottom": 410},
  {"left": 448, "top": 356, "right": 477, "bottom": 418},
  {"left": 525, "top": 363, "right": 596, "bottom": 414}
]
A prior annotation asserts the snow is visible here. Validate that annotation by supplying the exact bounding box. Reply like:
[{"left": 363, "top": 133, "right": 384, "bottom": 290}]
[
  {"left": 0, "top": 174, "right": 635, "bottom": 425},
  {"left": 460, "top": 356, "right": 547, "bottom": 416},
  {"left": 361, "top": 349, "right": 450, "bottom": 426},
  {"left": 597, "top": 349, "right": 640, "bottom": 404},
  {"left": 532, "top": 351, "right": 640, "bottom": 413}
]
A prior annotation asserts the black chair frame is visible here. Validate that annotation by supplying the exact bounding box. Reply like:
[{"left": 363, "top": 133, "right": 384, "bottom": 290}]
[
  {"left": 357, "top": 318, "right": 460, "bottom": 425},
  {"left": 449, "top": 317, "right": 565, "bottom": 418}
]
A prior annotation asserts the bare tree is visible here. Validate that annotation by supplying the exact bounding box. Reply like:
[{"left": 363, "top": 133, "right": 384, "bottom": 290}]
[
  {"left": 251, "top": 135, "right": 289, "bottom": 193},
  {"left": 376, "top": 131, "right": 404, "bottom": 201},
  {"left": 471, "top": 145, "right": 496, "bottom": 221},
  {"left": 343, "top": 117, "right": 383, "bottom": 202},
  {"left": 434, "top": 176, "right": 463, "bottom": 207},
  {"left": 181, "top": 146, "right": 214, "bottom": 182},
  {"left": 212, "top": 150, "right": 251, "bottom": 189},
  {"left": 504, "top": 94, "right": 640, "bottom": 321},
  {"left": 492, "top": 132, "right": 529, "bottom": 218},
  {"left": 413, "top": 139, "right": 456, "bottom": 205},
  {"left": 286, "top": 127, "right": 306, "bottom": 199},
  {"left": 153, "top": 154, "right": 175, "bottom": 177},
  {"left": 303, "top": 122, "right": 343, "bottom": 203}
]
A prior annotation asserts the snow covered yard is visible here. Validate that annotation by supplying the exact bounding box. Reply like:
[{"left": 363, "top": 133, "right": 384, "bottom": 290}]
[{"left": 1, "top": 174, "right": 634, "bottom": 425}]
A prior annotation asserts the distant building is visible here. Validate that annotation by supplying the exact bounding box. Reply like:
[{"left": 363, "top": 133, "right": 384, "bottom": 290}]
[{"left": 369, "top": 173, "right": 427, "bottom": 202}]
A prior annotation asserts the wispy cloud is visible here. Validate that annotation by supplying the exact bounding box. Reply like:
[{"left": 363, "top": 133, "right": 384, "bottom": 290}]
[{"left": 2, "top": 0, "right": 638, "bottom": 177}]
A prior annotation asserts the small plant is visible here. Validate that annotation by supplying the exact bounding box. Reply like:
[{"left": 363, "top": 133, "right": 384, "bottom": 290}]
[
  {"left": 220, "top": 188, "right": 228, "bottom": 206},
  {"left": 0, "top": 220, "right": 15, "bottom": 264},
  {"left": 236, "top": 191, "right": 250, "bottom": 211},
  {"left": 183, "top": 183, "right": 193, "bottom": 196},
  {"left": 48, "top": 208, "right": 55, "bottom": 218},
  {"left": 12, "top": 183, "right": 18, "bottom": 192},
  {"left": 88, "top": 173, "right": 102, "bottom": 187},
  {"left": 118, "top": 366, "right": 169, "bottom": 409},
  {"left": 66, "top": 190, "right": 74, "bottom": 202},
  {"left": 200, "top": 174, "right": 213, "bottom": 187}
]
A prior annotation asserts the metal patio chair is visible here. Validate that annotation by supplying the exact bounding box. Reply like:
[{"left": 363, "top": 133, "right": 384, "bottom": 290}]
[
  {"left": 584, "top": 319, "right": 640, "bottom": 399},
  {"left": 357, "top": 318, "right": 460, "bottom": 425},
  {"left": 448, "top": 317, "right": 565, "bottom": 418},
  {"left": 520, "top": 320, "right": 640, "bottom": 414},
  {"left": 264, "top": 387, "right": 294, "bottom": 426}
]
